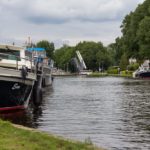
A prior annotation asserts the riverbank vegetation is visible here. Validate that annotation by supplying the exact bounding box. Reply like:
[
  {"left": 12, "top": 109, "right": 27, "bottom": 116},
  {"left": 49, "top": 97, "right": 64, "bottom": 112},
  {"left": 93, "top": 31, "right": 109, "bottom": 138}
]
[
  {"left": 54, "top": 42, "right": 112, "bottom": 72},
  {"left": 0, "top": 120, "right": 103, "bottom": 150},
  {"left": 88, "top": 72, "right": 132, "bottom": 78}
]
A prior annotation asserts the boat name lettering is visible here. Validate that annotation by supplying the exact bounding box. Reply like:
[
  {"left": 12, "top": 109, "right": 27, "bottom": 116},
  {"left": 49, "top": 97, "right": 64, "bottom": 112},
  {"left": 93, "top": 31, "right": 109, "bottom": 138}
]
[{"left": 12, "top": 83, "right": 20, "bottom": 90}]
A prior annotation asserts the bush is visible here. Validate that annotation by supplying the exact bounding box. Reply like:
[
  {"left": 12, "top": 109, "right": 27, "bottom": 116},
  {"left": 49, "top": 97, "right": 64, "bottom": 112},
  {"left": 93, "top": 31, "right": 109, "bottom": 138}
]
[
  {"left": 121, "top": 70, "right": 133, "bottom": 75},
  {"left": 88, "top": 72, "right": 108, "bottom": 77},
  {"left": 127, "top": 63, "right": 139, "bottom": 71},
  {"left": 107, "top": 66, "right": 119, "bottom": 74}
]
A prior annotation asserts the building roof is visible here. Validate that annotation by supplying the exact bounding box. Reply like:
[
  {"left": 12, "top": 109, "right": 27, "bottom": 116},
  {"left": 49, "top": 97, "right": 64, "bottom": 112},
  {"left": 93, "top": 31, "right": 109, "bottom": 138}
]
[
  {"left": 26, "top": 47, "right": 45, "bottom": 51},
  {"left": 0, "top": 44, "right": 23, "bottom": 51}
]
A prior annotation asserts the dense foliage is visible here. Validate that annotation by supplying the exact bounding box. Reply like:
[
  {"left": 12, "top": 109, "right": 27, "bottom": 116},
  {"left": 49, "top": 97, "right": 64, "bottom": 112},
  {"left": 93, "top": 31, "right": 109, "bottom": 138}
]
[
  {"left": 76, "top": 41, "right": 112, "bottom": 71},
  {"left": 54, "top": 45, "right": 75, "bottom": 71},
  {"left": 54, "top": 41, "right": 113, "bottom": 72},
  {"left": 113, "top": 0, "right": 150, "bottom": 65}
]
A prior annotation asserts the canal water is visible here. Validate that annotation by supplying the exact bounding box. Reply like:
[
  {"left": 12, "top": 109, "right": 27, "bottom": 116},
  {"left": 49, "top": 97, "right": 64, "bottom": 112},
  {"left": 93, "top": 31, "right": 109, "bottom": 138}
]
[{"left": 1, "top": 77, "right": 150, "bottom": 150}]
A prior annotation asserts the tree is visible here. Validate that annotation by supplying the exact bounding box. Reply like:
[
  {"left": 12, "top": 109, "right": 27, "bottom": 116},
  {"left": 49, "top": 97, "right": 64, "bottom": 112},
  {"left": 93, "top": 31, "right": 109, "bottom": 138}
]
[
  {"left": 119, "top": 53, "right": 128, "bottom": 70},
  {"left": 137, "top": 16, "right": 150, "bottom": 59},
  {"left": 54, "top": 41, "right": 113, "bottom": 72},
  {"left": 112, "top": 0, "right": 150, "bottom": 62},
  {"left": 54, "top": 45, "right": 75, "bottom": 71},
  {"left": 75, "top": 41, "right": 111, "bottom": 71},
  {"left": 36, "top": 40, "right": 55, "bottom": 58}
]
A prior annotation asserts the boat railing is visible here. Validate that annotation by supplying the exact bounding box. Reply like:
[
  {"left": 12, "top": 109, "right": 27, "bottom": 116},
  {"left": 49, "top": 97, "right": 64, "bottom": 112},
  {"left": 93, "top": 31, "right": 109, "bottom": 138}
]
[{"left": 0, "top": 53, "right": 36, "bottom": 73}]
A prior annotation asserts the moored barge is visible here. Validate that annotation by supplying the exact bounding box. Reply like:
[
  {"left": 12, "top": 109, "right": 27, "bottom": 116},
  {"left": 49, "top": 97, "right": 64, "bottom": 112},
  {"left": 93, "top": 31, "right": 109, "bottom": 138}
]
[{"left": 0, "top": 44, "right": 36, "bottom": 112}]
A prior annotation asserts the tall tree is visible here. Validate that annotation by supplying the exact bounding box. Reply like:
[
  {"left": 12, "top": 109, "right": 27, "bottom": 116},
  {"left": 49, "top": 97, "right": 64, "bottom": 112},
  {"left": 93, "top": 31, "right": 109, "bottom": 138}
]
[
  {"left": 36, "top": 40, "right": 55, "bottom": 58},
  {"left": 113, "top": 0, "right": 150, "bottom": 62},
  {"left": 54, "top": 41, "right": 112, "bottom": 72},
  {"left": 54, "top": 45, "right": 75, "bottom": 70},
  {"left": 137, "top": 16, "right": 150, "bottom": 59},
  {"left": 75, "top": 41, "right": 111, "bottom": 71},
  {"left": 119, "top": 53, "right": 128, "bottom": 70}
]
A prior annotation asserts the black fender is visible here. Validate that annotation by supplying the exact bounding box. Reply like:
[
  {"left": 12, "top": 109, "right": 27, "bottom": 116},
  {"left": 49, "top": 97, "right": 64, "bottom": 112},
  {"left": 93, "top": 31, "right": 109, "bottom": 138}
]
[{"left": 33, "top": 86, "right": 42, "bottom": 106}]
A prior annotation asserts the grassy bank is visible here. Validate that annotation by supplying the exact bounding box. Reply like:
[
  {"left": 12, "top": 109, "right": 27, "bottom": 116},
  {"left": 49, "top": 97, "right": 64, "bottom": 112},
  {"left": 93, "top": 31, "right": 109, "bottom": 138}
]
[
  {"left": 0, "top": 120, "right": 103, "bottom": 150},
  {"left": 88, "top": 72, "right": 108, "bottom": 77}
]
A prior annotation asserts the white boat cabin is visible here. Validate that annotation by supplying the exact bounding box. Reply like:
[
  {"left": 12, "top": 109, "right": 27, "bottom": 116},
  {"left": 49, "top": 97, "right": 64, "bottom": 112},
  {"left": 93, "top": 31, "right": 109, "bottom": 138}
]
[
  {"left": 0, "top": 44, "right": 32, "bottom": 69},
  {"left": 139, "top": 60, "right": 150, "bottom": 72}
]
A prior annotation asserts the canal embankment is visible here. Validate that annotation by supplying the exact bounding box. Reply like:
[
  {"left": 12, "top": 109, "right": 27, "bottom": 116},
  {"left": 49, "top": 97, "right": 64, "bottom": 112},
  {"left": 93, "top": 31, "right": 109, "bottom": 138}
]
[
  {"left": 52, "top": 70, "right": 133, "bottom": 78},
  {"left": 0, "top": 119, "right": 103, "bottom": 150},
  {"left": 87, "top": 71, "right": 133, "bottom": 78}
]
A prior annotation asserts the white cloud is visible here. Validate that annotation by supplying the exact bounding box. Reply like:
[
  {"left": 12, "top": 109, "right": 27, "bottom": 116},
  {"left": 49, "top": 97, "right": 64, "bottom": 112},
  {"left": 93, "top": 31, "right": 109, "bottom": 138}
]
[
  {"left": 0, "top": 0, "right": 144, "bottom": 23},
  {"left": 0, "top": 0, "right": 144, "bottom": 47}
]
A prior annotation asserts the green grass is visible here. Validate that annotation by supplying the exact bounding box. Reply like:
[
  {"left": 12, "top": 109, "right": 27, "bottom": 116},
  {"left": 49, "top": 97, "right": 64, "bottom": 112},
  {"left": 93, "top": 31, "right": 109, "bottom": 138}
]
[
  {"left": 108, "top": 73, "right": 132, "bottom": 78},
  {"left": 88, "top": 72, "right": 108, "bottom": 77},
  {"left": 88, "top": 71, "right": 133, "bottom": 78},
  {"left": 0, "top": 120, "right": 103, "bottom": 150}
]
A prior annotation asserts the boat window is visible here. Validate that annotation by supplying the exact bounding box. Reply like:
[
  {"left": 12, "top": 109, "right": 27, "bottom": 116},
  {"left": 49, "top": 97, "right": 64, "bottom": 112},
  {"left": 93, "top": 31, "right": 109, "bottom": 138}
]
[{"left": 0, "top": 49, "right": 20, "bottom": 60}]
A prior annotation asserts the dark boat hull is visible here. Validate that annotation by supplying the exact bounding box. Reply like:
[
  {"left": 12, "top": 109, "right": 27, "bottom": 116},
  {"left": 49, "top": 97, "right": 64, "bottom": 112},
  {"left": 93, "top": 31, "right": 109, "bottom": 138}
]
[
  {"left": 136, "top": 71, "right": 150, "bottom": 79},
  {"left": 0, "top": 80, "right": 33, "bottom": 112}
]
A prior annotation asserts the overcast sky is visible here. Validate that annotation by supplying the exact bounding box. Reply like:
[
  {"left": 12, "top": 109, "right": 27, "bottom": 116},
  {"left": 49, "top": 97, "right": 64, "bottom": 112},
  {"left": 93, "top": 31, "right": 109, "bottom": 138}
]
[{"left": 0, "top": 0, "right": 144, "bottom": 48}]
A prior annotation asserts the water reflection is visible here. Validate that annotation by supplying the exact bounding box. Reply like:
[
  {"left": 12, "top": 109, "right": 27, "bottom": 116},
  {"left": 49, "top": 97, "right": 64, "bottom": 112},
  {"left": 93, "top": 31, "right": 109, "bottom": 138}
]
[
  {"left": 0, "top": 77, "right": 150, "bottom": 150},
  {"left": 115, "top": 79, "right": 150, "bottom": 149},
  {"left": 0, "top": 107, "right": 39, "bottom": 128}
]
